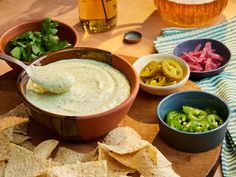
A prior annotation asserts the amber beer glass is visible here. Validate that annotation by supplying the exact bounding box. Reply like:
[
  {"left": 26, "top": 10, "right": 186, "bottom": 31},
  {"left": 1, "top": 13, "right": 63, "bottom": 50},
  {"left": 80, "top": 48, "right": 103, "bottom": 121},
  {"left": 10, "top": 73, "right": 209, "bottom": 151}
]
[
  {"left": 154, "top": 0, "right": 228, "bottom": 27},
  {"left": 78, "top": 0, "right": 117, "bottom": 33}
]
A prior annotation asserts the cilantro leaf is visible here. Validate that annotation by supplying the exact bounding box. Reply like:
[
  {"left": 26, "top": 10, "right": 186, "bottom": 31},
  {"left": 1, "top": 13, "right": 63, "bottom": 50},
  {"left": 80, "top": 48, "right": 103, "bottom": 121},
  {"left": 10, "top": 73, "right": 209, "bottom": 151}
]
[
  {"left": 41, "top": 18, "right": 58, "bottom": 35},
  {"left": 7, "top": 17, "right": 72, "bottom": 62},
  {"left": 10, "top": 47, "right": 22, "bottom": 60}
]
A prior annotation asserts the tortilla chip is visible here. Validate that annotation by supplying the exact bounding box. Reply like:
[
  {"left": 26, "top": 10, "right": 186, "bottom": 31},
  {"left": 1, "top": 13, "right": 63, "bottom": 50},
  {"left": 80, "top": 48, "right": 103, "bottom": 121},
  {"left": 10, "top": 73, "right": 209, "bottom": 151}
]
[
  {"left": 36, "top": 160, "right": 107, "bottom": 177},
  {"left": 33, "top": 139, "right": 59, "bottom": 159},
  {"left": 108, "top": 145, "right": 176, "bottom": 177},
  {"left": 13, "top": 121, "right": 29, "bottom": 135},
  {"left": 0, "top": 134, "right": 10, "bottom": 161},
  {"left": 11, "top": 133, "right": 31, "bottom": 145},
  {"left": 98, "top": 143, "right": 135, "bottom": 176},
  {"left": 0, "top": 162, "right": 6, "bottom": 177},
  {"left": 0, "top": 116, "right": 28, "bottom": 132},
  {"left": 81, "top": 147, "right": 99, "bottom": 162},
  {"left": 103, "top": 126, "right": 141, "bottom": 145},
  {"left": 5, "top": 143, "right": 59, "bottom": 177},
  {"left": 0, "top": 104, "right": 29, "bottom": 119},
  {"left": 54, "top": 147, "right": 98, "bottom": 164},
  {"left": 108, "top": 145, "right": 156, "bottom": 174},
  {"left": 156, "top": 149, "right": 172, "bottom": 168},
  {"left": 21, "top": 140, "right": 35, "bottom": 151},
  {"left": 2, "top": 127, "right": 14, "bottom": 141},
  {"left": 102, "top": 126, "right": 149, "bottom": 154}
]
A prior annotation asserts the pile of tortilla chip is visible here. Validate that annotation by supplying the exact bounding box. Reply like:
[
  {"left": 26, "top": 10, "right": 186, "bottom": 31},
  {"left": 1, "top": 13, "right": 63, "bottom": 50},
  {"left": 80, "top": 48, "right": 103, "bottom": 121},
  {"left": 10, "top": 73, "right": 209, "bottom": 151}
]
[{"left": 0, "top": 104, "right": 180, "bottom": 177}]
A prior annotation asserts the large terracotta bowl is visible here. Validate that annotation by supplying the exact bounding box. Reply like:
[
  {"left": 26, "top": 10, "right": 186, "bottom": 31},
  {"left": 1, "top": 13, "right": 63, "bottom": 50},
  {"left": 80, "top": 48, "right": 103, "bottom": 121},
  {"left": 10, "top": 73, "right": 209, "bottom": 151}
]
[
  {"left": 16, "top": 48, "right": 139, "bottom": 141},
  {"left": 0, "top": 19, "right": 79, "bottom": 71}
]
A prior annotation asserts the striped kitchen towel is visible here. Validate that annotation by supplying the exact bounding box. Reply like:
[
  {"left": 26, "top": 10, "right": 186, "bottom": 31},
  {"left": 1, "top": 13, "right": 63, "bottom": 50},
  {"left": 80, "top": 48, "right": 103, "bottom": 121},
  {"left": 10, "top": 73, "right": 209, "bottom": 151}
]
[{"left": 154, "top": 17, "right": 236, "bottom": 177}]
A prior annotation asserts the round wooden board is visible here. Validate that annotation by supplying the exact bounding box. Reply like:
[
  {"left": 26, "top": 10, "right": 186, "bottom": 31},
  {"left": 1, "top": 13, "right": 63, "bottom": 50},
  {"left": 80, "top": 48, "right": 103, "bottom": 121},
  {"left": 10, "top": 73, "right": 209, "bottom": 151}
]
[{"left": 0, "top": 56, "right": 221, "bottom": 177}]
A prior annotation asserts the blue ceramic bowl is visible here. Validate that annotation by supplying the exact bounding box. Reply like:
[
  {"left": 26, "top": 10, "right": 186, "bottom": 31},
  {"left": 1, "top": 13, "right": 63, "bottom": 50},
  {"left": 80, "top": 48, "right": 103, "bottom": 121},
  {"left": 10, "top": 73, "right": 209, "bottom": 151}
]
[
  {"left": 173, "top": 39, "right": 231, "bottom": 80},
  {"left": 157, "top": 90, "right": 230, "bottom": 152}
]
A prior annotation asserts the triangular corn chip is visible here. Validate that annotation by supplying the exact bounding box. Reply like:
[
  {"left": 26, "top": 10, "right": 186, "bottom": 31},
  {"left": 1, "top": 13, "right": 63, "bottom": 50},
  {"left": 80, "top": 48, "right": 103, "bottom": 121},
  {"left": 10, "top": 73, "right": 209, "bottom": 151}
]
[
  {"left": 54, "top": 147, "right": 98, "bottom": 164},
  {"left": 102, "top": 127, "right": 149, "bottom": 154},
  {"left": 0, "top": 161, "right": 6, "bottom": 177},
  {"left": 36, "top": 160, "right": 107, "bottom": 177},
  {"left": 98, "top": 143, "right": 135, "bottom": 177},
  {"left": 0, "top": 104, "right": 29, "bottom": 119},
  {"left": 0, "top": 134, "right": 10, "bottom": 161},
  {"left": 0, "top": 116, "right": 28, "bottom": 132},
  {"left": 33, "top": 139, "right": 59, "bottom": 159},
  {"left": 5, "top": 143, "right": 59, "bottom": 177}
]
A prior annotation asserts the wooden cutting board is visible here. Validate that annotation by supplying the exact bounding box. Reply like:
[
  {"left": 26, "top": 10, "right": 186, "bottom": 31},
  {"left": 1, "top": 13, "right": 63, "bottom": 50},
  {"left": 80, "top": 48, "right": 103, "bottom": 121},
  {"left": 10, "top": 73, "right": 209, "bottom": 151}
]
[{"left": 0, "top": 55, "right": 220, "bottom": 177}]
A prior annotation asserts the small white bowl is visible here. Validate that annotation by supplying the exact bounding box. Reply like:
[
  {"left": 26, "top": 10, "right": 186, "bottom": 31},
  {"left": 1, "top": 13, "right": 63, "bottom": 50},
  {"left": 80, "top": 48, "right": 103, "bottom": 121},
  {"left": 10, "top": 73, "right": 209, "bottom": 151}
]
[{"left": 133, "top": 54, "right": 190, "bottom": 96}]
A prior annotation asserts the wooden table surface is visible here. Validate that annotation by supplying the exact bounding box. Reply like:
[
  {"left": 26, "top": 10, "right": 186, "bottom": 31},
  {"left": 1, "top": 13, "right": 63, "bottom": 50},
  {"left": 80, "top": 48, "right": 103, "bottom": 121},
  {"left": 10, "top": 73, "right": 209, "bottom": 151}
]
[{"left": 1, "top": 0, "right": 236, "bottom": 176}]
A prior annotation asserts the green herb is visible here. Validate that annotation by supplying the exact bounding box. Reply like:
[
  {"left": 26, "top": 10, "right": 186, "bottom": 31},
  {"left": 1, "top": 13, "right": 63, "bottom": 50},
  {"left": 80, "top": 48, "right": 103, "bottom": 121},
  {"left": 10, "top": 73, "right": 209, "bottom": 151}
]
[{"left": 6, "top": 18, "right": 72, "bottom": 62}]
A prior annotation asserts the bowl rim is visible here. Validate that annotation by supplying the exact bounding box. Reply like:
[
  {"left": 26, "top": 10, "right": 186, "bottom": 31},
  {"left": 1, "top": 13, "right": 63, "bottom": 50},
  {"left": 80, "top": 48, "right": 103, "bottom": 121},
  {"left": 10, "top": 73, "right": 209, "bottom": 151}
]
[
  {"left": 16, "top": 47, "right": 139, "bottom": 120},
  {"left": 133, "top": 53, "right": 190, "bottom": 90},
  {"left": 157, "top": 90, "right": 231, "bottom": 135},
  {"left": 173, "top": 38, "right": 231, "bottom": 74},
  {"left": 0, "top": 18, "right": 79, "bottom": 53}
]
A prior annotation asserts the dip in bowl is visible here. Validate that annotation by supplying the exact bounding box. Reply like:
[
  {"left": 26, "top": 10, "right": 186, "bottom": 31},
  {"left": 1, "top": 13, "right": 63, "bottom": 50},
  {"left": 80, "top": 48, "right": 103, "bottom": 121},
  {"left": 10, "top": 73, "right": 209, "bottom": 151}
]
[{"left": 17, "top": 48, "right": 139, "bottom": 141}]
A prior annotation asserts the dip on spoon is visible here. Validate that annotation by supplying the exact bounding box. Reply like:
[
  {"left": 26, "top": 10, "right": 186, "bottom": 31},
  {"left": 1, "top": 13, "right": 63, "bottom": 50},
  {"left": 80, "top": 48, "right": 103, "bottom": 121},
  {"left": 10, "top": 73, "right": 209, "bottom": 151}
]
[{"left": 0, "top": 53, "right": 75, "bottom": 94}]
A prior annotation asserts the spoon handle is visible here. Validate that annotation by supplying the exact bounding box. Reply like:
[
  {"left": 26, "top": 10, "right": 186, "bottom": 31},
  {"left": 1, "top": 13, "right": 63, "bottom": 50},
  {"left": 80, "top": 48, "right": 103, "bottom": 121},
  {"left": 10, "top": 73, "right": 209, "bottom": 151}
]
[{"left": 0, "top": 53, "right": 27, "bottom": 70}]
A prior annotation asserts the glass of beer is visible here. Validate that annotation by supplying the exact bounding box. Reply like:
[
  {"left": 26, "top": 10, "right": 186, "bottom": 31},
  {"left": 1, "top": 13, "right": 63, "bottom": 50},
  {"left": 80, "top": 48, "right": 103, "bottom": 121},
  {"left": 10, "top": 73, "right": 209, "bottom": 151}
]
[{"left": 154, "top": 0, "right": 228, "bottom": 27}]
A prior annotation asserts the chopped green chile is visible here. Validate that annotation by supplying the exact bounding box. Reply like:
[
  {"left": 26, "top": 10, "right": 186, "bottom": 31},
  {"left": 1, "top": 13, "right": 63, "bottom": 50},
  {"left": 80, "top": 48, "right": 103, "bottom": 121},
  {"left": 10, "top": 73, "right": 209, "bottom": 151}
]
[
  {"left": 165, "top": 106, "right": 224, "bottom": 133},
  {"left": 188, "top": 109, "right": 207, "bottom": 120},
  {"left": 207, "top": 114, "right": 224, "bottom": 129}
]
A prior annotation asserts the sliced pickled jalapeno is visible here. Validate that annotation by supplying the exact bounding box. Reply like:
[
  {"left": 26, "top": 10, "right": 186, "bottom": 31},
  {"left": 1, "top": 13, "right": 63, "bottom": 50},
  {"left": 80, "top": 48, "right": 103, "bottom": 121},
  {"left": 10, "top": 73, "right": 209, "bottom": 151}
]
[
  {"left": 140, "top": 61, "right": 161, "bottom": 77},
  {"left": 140, "top": 59, "right": 185, "bottom": 87},
  {"left": 165, "top": 106, "right": 224, "bottom": 133},
  {"left": 145, "top": 75, "right": 166, "bottom": 86},
  {"left": 161, "top": 60, "right": 184, "bottom": 80}
]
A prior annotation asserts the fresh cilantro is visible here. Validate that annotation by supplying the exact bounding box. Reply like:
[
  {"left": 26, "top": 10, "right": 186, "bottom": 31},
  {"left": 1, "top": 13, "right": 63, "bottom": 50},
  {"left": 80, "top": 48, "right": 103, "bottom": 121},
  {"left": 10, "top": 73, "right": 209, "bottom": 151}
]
[
  {"left": 6, "top": 18, "right": 72, "bottom": 62},
  {"left": 10, "top": 47, "right": 22, "bottom": 60}
]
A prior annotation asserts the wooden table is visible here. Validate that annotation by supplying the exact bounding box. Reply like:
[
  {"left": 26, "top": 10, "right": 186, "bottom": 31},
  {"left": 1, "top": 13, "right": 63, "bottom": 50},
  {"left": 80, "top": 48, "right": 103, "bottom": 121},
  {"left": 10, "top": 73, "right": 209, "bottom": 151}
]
[{"left": 1, "top": 0, "right": 236, "bottom": 176}]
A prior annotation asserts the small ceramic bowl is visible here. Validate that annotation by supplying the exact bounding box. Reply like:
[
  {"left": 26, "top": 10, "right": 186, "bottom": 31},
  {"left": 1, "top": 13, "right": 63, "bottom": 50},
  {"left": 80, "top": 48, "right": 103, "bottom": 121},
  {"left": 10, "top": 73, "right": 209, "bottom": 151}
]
[
  {"left": 0, "top": 19, "right": 79, "bottom": 70},
  {"left": 157, "top": 90, "right": 230, "bottom": 152},
  {"left": 133, "top": 54, "right": 190, "bottom": 96},
  {"left": 173, "top": 39, "right": 231, "bottom": 80},
  {"left": 16, "top": 47, "right": 139, "bottom": 141}
]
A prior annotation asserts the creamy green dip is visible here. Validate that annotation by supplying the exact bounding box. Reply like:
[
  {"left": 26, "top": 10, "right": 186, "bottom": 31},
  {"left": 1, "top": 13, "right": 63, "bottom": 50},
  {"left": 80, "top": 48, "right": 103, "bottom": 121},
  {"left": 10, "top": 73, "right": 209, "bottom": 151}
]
[
  {"left": 27, "top": 65, "right": 75, "bottom": 94},
  {"left": 26, "top": 59, "right": 131, "bottom": 116}
]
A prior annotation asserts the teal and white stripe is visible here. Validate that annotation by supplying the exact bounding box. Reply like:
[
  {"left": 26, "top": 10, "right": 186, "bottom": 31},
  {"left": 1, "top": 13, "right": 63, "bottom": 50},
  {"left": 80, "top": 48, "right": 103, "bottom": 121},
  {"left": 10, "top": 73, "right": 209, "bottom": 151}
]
[{"left": 154, "top": 17, "right": 236, "bottom": 177}]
